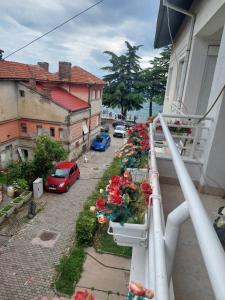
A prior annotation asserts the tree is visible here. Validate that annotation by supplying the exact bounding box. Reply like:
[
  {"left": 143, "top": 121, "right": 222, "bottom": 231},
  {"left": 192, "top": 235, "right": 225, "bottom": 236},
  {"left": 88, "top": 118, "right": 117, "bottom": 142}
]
[
  {"left": 33, "top": 135, "right": 68, "bottom": 178},
  {"left": 102, "top": 41, "right": 145, "bottom": 118},
  {"left": 141, "top": 46, "right": 171, "bottom": 116}
]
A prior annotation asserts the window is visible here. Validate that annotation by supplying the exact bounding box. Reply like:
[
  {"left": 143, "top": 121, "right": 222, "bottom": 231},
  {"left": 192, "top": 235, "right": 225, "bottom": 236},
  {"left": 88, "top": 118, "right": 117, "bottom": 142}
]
[
  {"left": 19, "top": 90, "right": 25, "bottom": 97},
  {"left": 22, "top": 149, "right": 29, "bottom": 159},
  {"left": 59, "top": 128, "right": 64, "bottom": 139},
  {"left": 50, "top": 127, "right": 55, "bottom": 137},
  {"left": 37, "top": 125, "right": 42, "bottom": 136},
  {"left": 82, "top": 120, "right": 89, "bottom": 135},
  {"left": 21, "top": 123, "right": 27, "bottom": 133},
  {"left": 74, "top": 164, "right": 78, "bottom": 171},
  {"left": 69, "top": 167, "right": 75, "bottom": 176}
]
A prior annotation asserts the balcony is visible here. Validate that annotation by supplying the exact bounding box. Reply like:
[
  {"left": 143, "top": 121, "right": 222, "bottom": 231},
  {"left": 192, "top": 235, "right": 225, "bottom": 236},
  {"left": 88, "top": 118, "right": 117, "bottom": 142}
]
[{"left": 126, "top": 113, "right": 225, "bottom": 300}]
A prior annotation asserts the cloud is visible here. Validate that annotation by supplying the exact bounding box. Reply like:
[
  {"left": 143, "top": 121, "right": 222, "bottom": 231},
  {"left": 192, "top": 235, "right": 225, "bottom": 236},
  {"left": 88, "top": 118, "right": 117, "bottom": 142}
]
[{"left": 0, "top": 0, "right": 160, "bottom": 76}]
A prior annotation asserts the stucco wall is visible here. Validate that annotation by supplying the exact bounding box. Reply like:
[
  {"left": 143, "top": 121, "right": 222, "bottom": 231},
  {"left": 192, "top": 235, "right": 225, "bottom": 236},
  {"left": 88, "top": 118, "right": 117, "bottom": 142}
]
[
  {"left": 67, "top": 84, "right": 89, "bottom": 102},
  {"left": 0, "top": 81, "right": 18, "bottom": 121},
  {"left": 70, "top": 109, "right": 90, "bottom": 124},
  {"left": 18, "top": 84, "right": 67, "bottom": 123},
  {"left": 164, "top": 0, "right": 225, "bottom": 114}
]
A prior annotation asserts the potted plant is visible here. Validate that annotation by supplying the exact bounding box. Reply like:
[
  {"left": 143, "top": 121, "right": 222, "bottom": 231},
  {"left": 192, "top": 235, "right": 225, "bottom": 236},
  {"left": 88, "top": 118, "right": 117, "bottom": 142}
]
[
  {"left": 92, "top": 173, "right": 152, "bottom": 247},
  {"left": 1, "top": 203, "right": 15, "bottom": 217},
  {"left": 116, "top": 123, "right": 149, "bottom": 181},
  {"left": 20, "top": 190, "right": 32, "bottom": 203},
  {"left": 0, "top": 212, "right": 5, "bottom": 224},
  {"left": 12, "top": 196, "right": 24, "bottom": 209},
  {"left": 12, "top": 178, "right": 29, "bottom": 197}
]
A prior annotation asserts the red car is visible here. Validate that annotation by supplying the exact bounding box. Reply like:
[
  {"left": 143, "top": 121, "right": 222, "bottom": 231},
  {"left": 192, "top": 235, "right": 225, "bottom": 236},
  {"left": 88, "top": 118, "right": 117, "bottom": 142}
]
[{"left": 45, "top": 161, "right": 80, "bottom": 193}]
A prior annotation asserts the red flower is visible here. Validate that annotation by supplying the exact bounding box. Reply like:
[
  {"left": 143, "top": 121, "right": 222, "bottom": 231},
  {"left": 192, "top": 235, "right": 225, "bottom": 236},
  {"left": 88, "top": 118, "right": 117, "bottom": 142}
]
[
  {"left": 73, "top": 290, "right": 95, "bottom": 300},
  {"left": 141, "top": 182, "right": 152, "bottom": 195},
  {"left": 96, "top": 197, "right": 106, "bottom": 210}
]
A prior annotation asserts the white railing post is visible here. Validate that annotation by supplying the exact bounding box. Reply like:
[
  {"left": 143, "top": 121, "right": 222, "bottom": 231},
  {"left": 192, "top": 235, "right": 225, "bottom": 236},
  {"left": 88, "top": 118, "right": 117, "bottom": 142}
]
[
  {"left": 159, "top": 113, "right": 225, "bottom": 300},
  {"left": 189, "top": 124, "right": 200, "bottom": 158},
  {"left": 164, "top": 201, "right": 190, "bottom": 282}
]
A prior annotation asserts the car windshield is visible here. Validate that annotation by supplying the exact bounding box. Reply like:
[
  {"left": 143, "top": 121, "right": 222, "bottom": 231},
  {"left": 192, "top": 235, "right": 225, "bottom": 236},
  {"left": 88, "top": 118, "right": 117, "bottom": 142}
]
[
  {"left": 116, "top": 126, "right": 124, "bottom": 131},
  {"left": 95, "top": 136, "right": 104, "bottom": 142},
  {"left": 51, "top": 168, "right": 68, "bottom": 178}
]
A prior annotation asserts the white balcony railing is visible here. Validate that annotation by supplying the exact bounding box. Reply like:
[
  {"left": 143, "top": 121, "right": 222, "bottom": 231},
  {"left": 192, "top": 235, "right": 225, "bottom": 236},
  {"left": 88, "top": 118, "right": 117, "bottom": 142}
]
[
  {"left": 154, "top": 113, "right": 213, "bottom": 162},
  {"left": 146, "top": 114, "right": 225, "bottom": 300}
]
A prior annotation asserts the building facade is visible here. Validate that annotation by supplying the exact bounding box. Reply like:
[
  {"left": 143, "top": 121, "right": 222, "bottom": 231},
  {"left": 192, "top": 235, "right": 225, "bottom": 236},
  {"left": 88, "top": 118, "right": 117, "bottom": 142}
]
[
  {"left": 154, "top": 0, "right": 225, "bottom": 194},
  {"left": 0, "top": 61, "right": 104, "bottom": 167}
]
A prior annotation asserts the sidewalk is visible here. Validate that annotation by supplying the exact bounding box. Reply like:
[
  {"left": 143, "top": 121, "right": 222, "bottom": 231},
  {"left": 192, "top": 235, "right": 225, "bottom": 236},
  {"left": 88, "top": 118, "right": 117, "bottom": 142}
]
[{"left": 76, "top": 248, "right": 130, "bottom": 300}]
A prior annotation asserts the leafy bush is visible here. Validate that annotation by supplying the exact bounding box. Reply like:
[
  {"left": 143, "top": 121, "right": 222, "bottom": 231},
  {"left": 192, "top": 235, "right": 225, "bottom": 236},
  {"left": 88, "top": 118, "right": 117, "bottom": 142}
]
[
  {"left": 55, "top": 246, "right": 85, "bottom": 296},
  {"left": 33, "top": 135, "right": 68, "bottom": 179},
  {"left": 76, "top": 212, "right": 98, "bottom": 246},
  {"left": 12, "top": 178, "right": 28, "bottom": 194},
  {"left": 7, "top": 160, "right": 36, "bottom": 185}
]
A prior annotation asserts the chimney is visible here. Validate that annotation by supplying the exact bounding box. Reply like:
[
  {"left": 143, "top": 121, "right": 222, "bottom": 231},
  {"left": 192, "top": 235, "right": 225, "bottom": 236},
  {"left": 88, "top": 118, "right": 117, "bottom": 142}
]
[
  {"left": 38, "top": 62, "right": 49, "bottom": 72},
  {"left": 42, "top": 87, "right": 51, "bottom": 98},
  {"left": 59, "top": 61, "right": 71, "bottom": 80}
]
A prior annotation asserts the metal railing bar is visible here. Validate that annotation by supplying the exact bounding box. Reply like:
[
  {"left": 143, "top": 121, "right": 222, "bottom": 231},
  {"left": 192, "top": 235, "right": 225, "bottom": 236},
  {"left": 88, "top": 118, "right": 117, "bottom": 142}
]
[
  {"left": 162, "top": 113, "right": 213, "bottom": 120},
  {"left": 150, "top": 124, "right": 170, "bottom": 300},
  {"left": 158, "top": 113, "right": 225, "bottom": 300}
]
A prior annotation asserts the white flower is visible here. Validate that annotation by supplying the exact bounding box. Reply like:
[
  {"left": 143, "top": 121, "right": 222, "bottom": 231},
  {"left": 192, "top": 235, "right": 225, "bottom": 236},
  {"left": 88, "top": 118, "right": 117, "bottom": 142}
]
[{"left": 99, "top": 189, "right": 104, "bottom": 194}]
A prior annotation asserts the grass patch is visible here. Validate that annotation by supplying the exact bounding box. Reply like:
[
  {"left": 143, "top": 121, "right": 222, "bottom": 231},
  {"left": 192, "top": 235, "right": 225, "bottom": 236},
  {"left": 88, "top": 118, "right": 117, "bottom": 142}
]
[
  {"left": 55, "top": 246, "right": 85, "bottom": 296},
  {"left": 95, "top": 224, "right": 132, "bottom": 258}
]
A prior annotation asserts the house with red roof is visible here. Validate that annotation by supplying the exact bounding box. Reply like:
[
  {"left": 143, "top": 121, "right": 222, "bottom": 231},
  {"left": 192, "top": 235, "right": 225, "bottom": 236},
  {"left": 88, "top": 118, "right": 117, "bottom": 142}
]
[{"left": 0, "top": 60, "right": 105, "bottom": 167}]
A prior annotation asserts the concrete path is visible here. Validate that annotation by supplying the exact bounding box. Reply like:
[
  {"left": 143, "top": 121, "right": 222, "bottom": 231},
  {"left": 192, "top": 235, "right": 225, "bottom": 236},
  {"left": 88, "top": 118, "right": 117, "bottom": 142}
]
[
  {"left": 161, "top": 183, "right": 225, "bottom": 300},
  {"left": 76, "top": 248, "right": 130, "bottom": 300},
  {"left": 0, "top": 135, "right": 123, "bottom": 300}
]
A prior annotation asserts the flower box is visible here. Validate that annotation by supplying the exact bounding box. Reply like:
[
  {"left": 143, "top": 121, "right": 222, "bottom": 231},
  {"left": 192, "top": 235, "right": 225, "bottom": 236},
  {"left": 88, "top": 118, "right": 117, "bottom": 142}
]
[
  {"left": 20, "top": 191, "right": 32, "bottom": 203},
  {"left": 0, "top": 213, "right": 5, "bottom": 225},
  {"left": 1, "top": 204, "right": 15, "bottom": 217},
  {"left": 127, "top": 168, "right": 148, "bottom": 182},
  {"left": 108, "top": 213, "right": 148, "bottom": 247},
  {"left": 12, "top": 196, "right": 24, "bottom": 209}
]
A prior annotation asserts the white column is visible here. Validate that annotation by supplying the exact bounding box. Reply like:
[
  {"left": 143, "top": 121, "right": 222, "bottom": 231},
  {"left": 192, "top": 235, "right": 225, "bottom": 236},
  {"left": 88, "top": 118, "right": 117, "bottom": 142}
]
[{"left": 200, "top": 23, "right": 225, "bottom": 191}]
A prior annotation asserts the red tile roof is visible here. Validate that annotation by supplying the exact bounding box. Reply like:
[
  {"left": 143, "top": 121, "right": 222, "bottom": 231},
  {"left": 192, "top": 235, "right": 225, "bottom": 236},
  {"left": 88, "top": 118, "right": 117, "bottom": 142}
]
[
  {"left": 0, "top": 60, "right": 105, "bottom": 85},
  {"left": 35, "top": 83, "right": 90, "bottom": 112}
]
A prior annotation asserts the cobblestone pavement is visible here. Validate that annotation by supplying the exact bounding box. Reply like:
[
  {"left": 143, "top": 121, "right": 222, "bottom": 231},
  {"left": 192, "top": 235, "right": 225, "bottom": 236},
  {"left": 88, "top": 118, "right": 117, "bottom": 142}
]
[{"left": 0, "top": 135, "right": 123, "bottom": 300}]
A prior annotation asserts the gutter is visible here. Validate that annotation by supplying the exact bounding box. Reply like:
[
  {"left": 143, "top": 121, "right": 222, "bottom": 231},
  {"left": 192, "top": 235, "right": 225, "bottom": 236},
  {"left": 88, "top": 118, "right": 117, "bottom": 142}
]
[{"left": 163, "top": 0, "right": 195, "bottom": 111}]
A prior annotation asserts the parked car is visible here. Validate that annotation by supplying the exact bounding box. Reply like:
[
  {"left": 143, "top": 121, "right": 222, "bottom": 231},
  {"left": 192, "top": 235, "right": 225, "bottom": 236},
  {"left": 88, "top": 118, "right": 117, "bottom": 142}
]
[
  {"left": 125, "top": 121, "right": 135, "bottom": 129},
  {"left": 113, "top": 125, "right": 126, "bottom": 138},
  {"left": 100, "top": 124, "right": 110, "bottom": 133},
  {"left": 112, "top": 120, "right": 126, "bottom": 128},
  {"left": 91, "top": 134, "right": 111, "bottom": 151},
  {"left": 45, "top": 161, "right": 80, "bottom": 193}
]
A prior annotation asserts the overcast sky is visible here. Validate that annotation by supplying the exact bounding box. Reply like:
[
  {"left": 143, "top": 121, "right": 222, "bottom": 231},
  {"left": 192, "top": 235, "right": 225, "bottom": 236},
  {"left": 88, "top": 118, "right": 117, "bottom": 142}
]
[{"left": 0, "top": 0, "right": 160, "bottom": 77}]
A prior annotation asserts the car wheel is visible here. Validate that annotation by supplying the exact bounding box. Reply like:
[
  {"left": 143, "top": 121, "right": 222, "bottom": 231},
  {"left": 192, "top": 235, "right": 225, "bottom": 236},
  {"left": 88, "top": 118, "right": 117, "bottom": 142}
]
[
  {"left": 77, "top": 172, "right": 80, "bottom": 179},
  {"left": 65, "top": 185, "right": 69, "bottom": 192}
]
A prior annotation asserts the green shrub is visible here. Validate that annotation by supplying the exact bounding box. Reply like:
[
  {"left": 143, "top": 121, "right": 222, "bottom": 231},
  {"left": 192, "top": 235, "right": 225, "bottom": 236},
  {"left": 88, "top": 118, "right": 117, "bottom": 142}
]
[
  {"left": 55, "top": 246, "right": 85, "bottom": 296},
  {"left": 12, "top": 178, "right": 28, "bottom": 194},
  {"left": 76, "top": 212, "right": 98, "bottom": 246}
]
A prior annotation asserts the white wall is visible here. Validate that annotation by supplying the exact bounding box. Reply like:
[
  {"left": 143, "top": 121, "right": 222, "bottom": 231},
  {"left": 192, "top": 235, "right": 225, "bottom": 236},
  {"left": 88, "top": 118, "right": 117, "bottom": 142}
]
[{"left": 0, "top": 81, "right": 18, "bottom": 121}]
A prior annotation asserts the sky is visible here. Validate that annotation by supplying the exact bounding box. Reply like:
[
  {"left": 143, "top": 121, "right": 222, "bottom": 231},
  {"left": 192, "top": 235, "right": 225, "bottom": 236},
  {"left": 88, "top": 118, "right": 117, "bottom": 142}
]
[{"left": 0, "top": 0, "right": 160, "bottom": 77}]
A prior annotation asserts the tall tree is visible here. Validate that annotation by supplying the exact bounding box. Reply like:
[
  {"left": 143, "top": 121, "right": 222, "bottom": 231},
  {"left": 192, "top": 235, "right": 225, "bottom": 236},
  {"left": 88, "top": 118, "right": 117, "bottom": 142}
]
[
  {"left": 102, "top": 41, "right": 144, "bottom": 118},
  {"left": 141, "top": 46, "right": 171, "bottom": 116}
]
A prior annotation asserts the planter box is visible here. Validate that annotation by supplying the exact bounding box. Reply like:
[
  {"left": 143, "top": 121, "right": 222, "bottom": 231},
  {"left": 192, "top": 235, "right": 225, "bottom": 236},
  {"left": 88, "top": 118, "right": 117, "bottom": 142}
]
[
  {"left": 108, "top": 214, "right": 148, "bottom": 247},
  {"left": 20, "top": 191, "right": 32, "bottom": 203},
  {"left": 1, "top": 205, "right": 15, "bottom": 217},
  {"left": 0, "top": 214, "right": 5, "bottom": 225},
  {"left": 13, "top": 197, "right": 24, "bottom": 209},
  {"left": 127, "top": 168, "right": 148, "bottom": 182}
]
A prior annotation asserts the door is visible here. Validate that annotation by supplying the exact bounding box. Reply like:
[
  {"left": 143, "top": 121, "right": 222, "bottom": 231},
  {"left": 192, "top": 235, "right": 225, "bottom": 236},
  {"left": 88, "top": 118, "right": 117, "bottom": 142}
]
[
  {"left": 69, "top": 166, "right": 75, "bottom": 185},
  {"left": 196, "top": 46, "right": 219, "bottom": 114}
]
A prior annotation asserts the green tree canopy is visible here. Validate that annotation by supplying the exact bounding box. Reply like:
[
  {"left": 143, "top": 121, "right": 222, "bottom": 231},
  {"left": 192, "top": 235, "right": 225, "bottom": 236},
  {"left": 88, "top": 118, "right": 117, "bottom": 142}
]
[
  {"left": 102, "top": 41, "right": 145, "bottom": 118},
  {"left": 33, "top": 135, "right": 68, "bottom": 178},
  {"left": 141, "top": 46, "right": 171, "bottom": 115}
]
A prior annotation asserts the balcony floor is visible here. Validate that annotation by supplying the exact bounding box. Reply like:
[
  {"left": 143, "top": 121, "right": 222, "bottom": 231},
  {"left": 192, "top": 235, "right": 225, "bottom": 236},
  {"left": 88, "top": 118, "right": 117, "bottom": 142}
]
[{"left": 161, "top": 183, "right": 225, "bottom": 300}]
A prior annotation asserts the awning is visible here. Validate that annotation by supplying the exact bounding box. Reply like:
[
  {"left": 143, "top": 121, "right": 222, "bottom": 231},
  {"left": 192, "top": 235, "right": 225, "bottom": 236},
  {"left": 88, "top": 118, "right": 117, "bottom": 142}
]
[{"left": 82, "top": 121, "right": 89, "bottom": 135}]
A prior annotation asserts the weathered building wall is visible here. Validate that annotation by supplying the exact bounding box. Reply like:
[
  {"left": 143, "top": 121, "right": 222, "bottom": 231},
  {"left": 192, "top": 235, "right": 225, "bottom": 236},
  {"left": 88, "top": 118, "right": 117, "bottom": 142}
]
[{"left": 0, "top": 81, "right": 18, "bottom": 121}]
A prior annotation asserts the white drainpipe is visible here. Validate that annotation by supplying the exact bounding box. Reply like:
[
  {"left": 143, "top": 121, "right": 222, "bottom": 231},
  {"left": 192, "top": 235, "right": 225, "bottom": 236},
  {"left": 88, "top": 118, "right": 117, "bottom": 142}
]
[{"left": 163, "top": 0, "right": 195, "bottom": 111}]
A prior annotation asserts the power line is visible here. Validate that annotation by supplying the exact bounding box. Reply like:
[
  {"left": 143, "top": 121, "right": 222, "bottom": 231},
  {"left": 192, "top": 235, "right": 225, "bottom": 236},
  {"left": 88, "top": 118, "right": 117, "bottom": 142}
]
[{"left": 3, "top": 0, "right": 105, "bottom": 60}]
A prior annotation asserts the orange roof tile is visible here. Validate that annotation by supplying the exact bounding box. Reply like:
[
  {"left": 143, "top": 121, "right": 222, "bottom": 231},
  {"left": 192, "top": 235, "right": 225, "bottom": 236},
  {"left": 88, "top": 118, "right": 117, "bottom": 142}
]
[{"left": 0, "top": 60, "right": 105, "bottom": 85}]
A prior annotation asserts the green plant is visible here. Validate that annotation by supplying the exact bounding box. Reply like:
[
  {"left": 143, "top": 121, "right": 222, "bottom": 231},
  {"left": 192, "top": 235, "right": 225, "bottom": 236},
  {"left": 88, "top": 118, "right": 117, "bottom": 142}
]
[
  {"left": 1, "top": 204, "right": 14, "bottom": 213},
  {"left": 13, "top": 197, "right": 23, "bottom": 203},
  {"left": 7, "top": 160, "right": 36, "bottom": 184},
  {"left": 12, "top": 178, "right": 28, "bottom": 194},
  {"left": 55, "top": 246, "right": 85, "bottom": 296},
  {"left": 33, "top": 135, "right": 68, "bottom": 179},
  {"left": 76, "top": 212, "right": 98, "bottom": 246}
]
